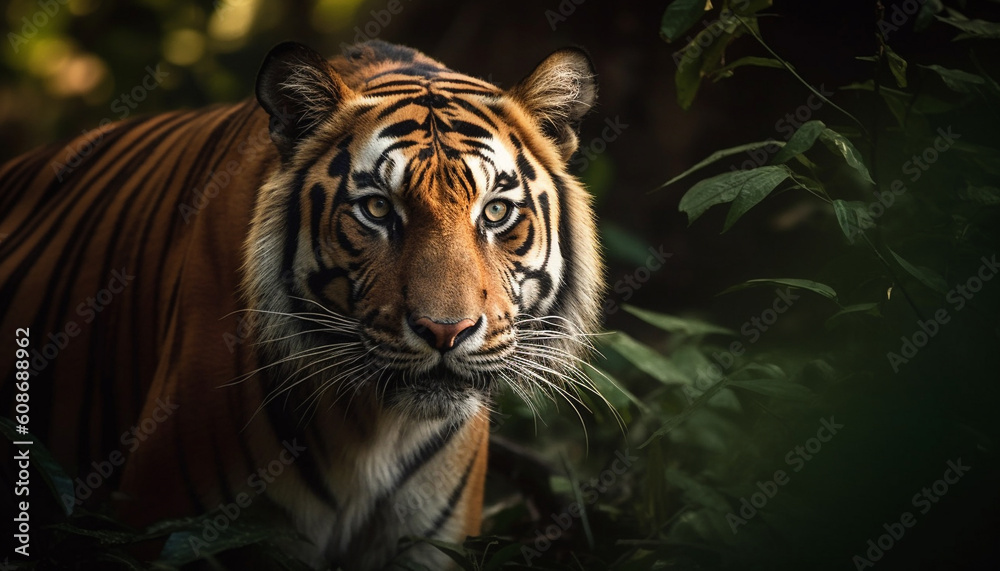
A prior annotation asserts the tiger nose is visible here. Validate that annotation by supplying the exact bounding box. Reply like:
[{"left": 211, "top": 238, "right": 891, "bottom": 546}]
[{"left": 408, "top": 316, "right": 479, "bottom": 352}]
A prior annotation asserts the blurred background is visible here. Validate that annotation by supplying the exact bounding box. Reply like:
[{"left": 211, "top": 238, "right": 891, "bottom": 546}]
[
  {"left": 4, "top": 0, "right": 1000, "bottom": 569},
  {"left": 0, "top": 0, "right": 898, "bottom": 332}
]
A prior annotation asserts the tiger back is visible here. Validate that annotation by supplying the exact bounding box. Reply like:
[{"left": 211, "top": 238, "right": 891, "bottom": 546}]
[{"left": 0, "top": 40, "right": 603, "bottom": 569}]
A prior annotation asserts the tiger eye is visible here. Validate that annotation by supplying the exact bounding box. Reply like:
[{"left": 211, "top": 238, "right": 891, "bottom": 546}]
[
  {"left": 483, "top": 200, "right": 509, "bottom": 223},
  {"left": 365, "top": 196, "right": 391, "bottom": 219}
]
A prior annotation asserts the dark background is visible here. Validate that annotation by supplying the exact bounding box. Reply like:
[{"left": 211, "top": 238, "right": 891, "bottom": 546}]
[{"left": 0, "top": 0, "right": 902, "bottom": 332}]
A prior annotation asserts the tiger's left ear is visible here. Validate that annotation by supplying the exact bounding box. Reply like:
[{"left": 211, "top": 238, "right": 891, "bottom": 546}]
[
  {"left": 256, "top": 41, "right": 351, "bottom": 159},
  {"left": 509, "top": 48, "right": 597, "bottom": 162}
]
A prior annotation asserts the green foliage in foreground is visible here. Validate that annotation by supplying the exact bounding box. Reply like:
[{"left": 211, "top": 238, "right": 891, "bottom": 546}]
[
  {"left": 445, "top": 1, "right": 1000, "bottom": 570},
  {"left": 5, "top": 1, "right": 1000, "bottom": 570}
]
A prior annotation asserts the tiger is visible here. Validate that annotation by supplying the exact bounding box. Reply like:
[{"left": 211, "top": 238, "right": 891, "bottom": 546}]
[{"left": 0, "top": 39, "right": 603, "bottom": 569}]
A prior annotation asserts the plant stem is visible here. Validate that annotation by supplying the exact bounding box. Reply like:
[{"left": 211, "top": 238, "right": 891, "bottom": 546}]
[
  {"left": 733, "top": 14, "right": 869, "bottom": 136},
  {"left": 860, "top": 233, "right": 927, "bottom": 321}
]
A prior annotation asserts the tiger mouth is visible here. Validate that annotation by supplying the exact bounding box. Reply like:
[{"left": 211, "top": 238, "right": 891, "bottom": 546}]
[{"left": 377, "top": 360, "right": 496, "bottom": 393}]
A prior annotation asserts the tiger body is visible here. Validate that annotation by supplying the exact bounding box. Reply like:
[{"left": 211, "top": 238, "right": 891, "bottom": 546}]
[{"left": 0, "top": 40, "right": 601, "bottom": 568}]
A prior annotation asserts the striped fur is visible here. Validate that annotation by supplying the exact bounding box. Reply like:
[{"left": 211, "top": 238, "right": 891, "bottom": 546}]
[{"left": 0, "top": 40, "right": 601, "bottom": 568}]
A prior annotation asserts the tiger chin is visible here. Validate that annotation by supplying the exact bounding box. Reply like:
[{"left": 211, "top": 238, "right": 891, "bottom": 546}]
[{"left": 0, "top": 40, "right": 603, "bottom": 569}]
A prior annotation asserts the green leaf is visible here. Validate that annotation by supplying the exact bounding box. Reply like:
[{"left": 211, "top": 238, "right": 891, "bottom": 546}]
[
  {"left": 623, "top": 304, "right": 735, "bottom": 336},
  {"left": 96, "top": 551, "right": 147, "bottom": 571},
  {"left": 641, "top": 378, "right": 729, "bottom": 447},
  {"left": 825, "top": 302, "right": 881, "bottom": 329},
  {"left": 819, "top": 129, "right": 874, "bottom": 184},
  {"left": 403, "top": 538, "right": 473, "bottom": 569},
  {"left": 921, "top": 64, "right": 985, "bottom": 94},
  {"left": 481, "top": 542, "right": 526, "bottom": 571},
  {"left": 658, "top": 140, "right": 782, "bottom": 189},
  {"left": 585, "top": 365, "right": 650, "bottom": 416},
  {"left": 0, "top": 416, "right": 75, "bottom": 515},
  {"left": 679, "top": 165, "right": 792, "bottom": 224},
  {"left": 729, "top": 379, "right": 813, "bottom": 401},
  {"left": 600, "top": 221, "right": 656, "bottom": 266},
  {"left": 719, "top": 278, "right": 838, "bottom": 300},
  {"left": 887, "top": 247, "right": 948, "bottom": 294},
  {"left": 47, "top": 521, "right": 141, "bottom": 545},
  {"left": 723, "top": 165, "right": 794, "bottom": 231},
  {"left": 877, "top": 86, "right": 956, "bottom": 126},
  {"left": 885, "top": 44, "right": 908, "bottom": 87},
  {"left": 916, "top": 0, "right": 944, "bottom": 31},
  {"left": 602, "top": 331, "right": 690, "bottom": 385},
  {"left": 961, "top": 184, "right": 1000, "bottom": 205},
  {"left": 771, "top": 120, "right": 826, "bottom": 164},
  {"left": 733, "top": 0, "right": 773, "bottom": 16},
  {"left": 660, "top": 0, "right": 709, "bottom": 43},
  {"left": 710, "top": 55, "right": 786, "bottom": 79},
  {"left": 665, "top": 469, "right": 732, "bottom": 512},
  {"left": 675, "top": 15, "right": 743, "bottom": 109},
  {"left": 832, "top": 199, "right": 875, "bottom": 243},
  {"left": 936, "top": 14, "right": 1000, "bottom": 40},
  {"left": 157, "top": 513, "right": 302, "bottom": 566}
]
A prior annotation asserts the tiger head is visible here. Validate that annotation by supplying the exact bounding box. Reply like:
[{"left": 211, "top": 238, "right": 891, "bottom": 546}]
[{"left": 244, "top": 41, "right": 603, "bottom": 421}]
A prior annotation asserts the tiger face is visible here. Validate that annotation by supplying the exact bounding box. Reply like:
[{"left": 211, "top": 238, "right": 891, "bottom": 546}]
[{"left": 245, "top": 40, "right": 603, "bottom": 422}]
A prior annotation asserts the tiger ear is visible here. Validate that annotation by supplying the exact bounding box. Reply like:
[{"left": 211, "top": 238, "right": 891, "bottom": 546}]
[
  {"left": 509, "top": 48, "right": 597, "bottom": 161},
  {"left": 256, "top": 41, "right": 349, "bottom": 159}
]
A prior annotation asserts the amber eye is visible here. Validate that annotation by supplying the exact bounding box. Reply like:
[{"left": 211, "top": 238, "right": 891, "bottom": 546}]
[
  {"left": 483, "top": 200, "right": 511, "bottom": 224},
  {"left": 364, "top": 196, "right": 392, "bottom": 219}
]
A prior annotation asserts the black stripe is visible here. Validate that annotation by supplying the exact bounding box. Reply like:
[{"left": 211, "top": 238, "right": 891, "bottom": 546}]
[
  {"left": 451, "top": 99, "right": 500, "bottom": 131},
  {"left": 365, "top": 88, "right": 425, "bottom": 98},
  {"left": 279, "top": 162, "right": 313, "bottom": 281},
  {"left": 514, "top": 224, "right": 535, "bottom": 256},
  {"left": 379, "top": 120, "right": 423, "bottom": 139},
  {"left": 516, "top": 151, "right": 537, "bottom": 182},
  {"left": 309, "top": 182, "right": 327, "bottom": 260},
  {"left": 0, "top": 144, "right": 61, "bottom": 215},
  {"left": 384, "top": 418, "right": 465, "bottom": 502},
  {"left": 328, "top": 135, "right": 353, "bottom": 179},
  {"left": 153, "top": 102, "right": 260, "bottom": 341},
  {"left": 375, "top": 97, "right": 418, "bottom": 120},
  {"left": 168, "top": 320, "right": 207, "bottom": 513},
  {"left": 93, "top": 107, "right": 244, "bottom": 457},
  {"left": 425, "top": 449, "right": 478, "bottom": 537},
  {"left": 451, "top": 119, "right": 491, "bottom": 139},
  {"left": 264, "top": 399, "right": 340, "bottom": 511},
  {"left": 551, "top": 176, "right": 576, "bottom": 315}
]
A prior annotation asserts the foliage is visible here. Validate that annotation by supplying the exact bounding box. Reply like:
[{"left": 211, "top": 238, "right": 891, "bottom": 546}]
[{"left": 454, "top": 1, "right": 1000, "bottom": 569}]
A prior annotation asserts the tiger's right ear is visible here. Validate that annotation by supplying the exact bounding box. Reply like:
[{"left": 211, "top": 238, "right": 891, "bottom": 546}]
[
  {"left": 509, "top": 47, "right": 597, "bottom": 162},
  {"left": 256, "top": 41, "right": 349, "bottom": 158}
]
